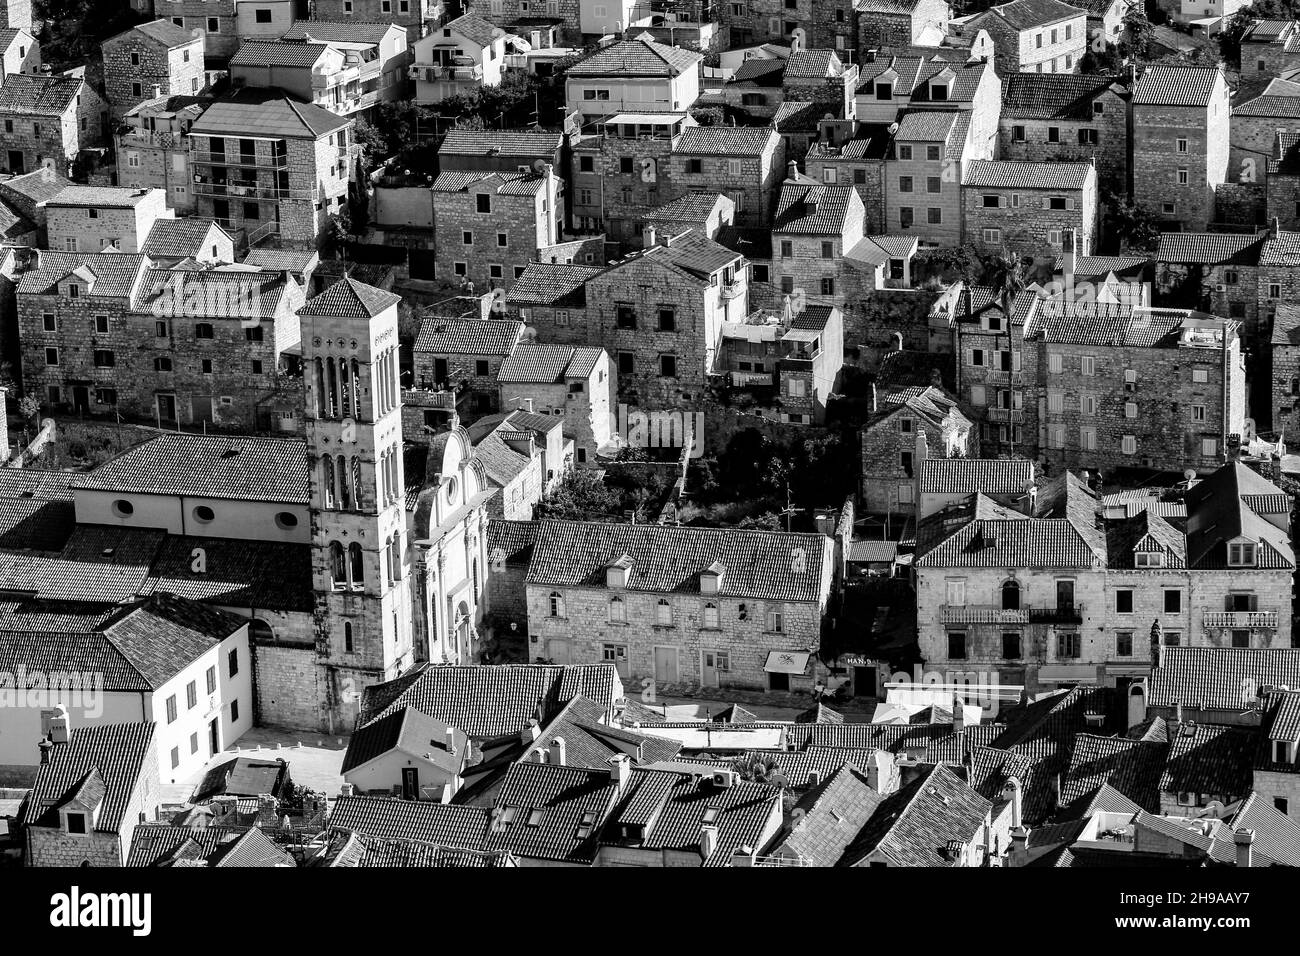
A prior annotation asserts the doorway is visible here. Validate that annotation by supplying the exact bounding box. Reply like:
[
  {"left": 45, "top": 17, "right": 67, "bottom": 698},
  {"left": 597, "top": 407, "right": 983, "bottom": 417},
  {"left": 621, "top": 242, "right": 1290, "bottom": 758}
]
[
  {"left": 6, "top": 150, "right": 22, "bottom": 174},
  {"left": 71, "top": 386, "right": 89, "bottom": 415},
  {"left": 854, "top": 665, "right": 877, "bottom": 697},
  {"left": 701, "top": 651, "right": 720, "bottom": 687},
  {"left": 654, "top": 646, "right": 679, "bottom": 684},
  {"left": 208, "top": 719, "right": 219, "bottom": 756},
  {"left": 401, "top": 767, "right": 419, "bottom": 800},
  {"left": 156, "top": 393, "right": 177, "bottom": 422}
]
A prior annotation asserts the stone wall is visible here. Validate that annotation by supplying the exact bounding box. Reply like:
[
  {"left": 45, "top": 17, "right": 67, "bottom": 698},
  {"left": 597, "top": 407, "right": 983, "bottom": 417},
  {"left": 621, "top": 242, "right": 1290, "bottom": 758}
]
[
  {"left": 252, "top": 639, "right": 323, "bottom": 730},
  {"left": 102, "top": 31, "right": 205, "bottom": 121},
  {"left": 1133, "top": 95, "right": 1229, "bottom": 230}
]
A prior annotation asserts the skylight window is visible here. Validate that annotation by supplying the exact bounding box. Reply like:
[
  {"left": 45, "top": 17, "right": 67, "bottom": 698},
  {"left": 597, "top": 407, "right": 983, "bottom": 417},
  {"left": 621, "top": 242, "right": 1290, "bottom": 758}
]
[{"left": 702, "top": 807, "right": 720, "bottom": 824}]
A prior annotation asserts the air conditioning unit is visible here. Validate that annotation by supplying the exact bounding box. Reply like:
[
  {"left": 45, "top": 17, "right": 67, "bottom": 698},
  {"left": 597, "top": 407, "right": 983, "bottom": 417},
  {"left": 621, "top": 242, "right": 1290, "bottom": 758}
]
[
  {"left": 220, "top": 396, "right": 234, "bottom": 405},
  {"left": 1216, "top": 284, "right": 1227, "bottom": 293},
  {"left": 712, "top": 770, "right": 736, "bottom": 788}
]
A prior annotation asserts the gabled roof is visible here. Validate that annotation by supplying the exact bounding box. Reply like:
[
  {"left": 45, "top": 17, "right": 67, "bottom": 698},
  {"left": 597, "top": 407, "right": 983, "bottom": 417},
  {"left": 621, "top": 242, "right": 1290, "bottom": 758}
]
[
  {"left": 110, "top": 18, "right": 198, "bottom": 49},
  {"left": 894, "top": 110, "right": 957, "bottom": 142},
  {"left": 784, "top": 49, "right": 844, "bottom": 81},
  {"left": 282, "top": 20, "right": 401, "bottom": 44},
  {"left": 773, "top": 182, "right": 857, "bottom": 235},
  {"left": 915, "top": 493, "right": 1104, "bottom": 569},
  {"left": 72, "top": 433, "right": 309, "bottom": 504},
  {"left": 1227, "top": 791, "right": 1300, "bottom": 866},
  {"left": 1184, "top": 462, "right": 1293, "bottom": 569},
  {"left": 1132, "top": 65, "right": 1223, "bottom": 107},
  {"left": 497, "top": 344, "right": 604, "bottom": 383},
  {"left": 1261, "top": 227, "right": 1300, "bottom": 266},
  {"left": 523, "top": 696, "right": 682, "bottom": 768},
  {"left": 1156, "top": 231, "right": 1265, "bottom": 266},
  {"left": 342, "top": 706, "right": 469, "bottom": 776},
  {"left": 16, "top": 252, "right": 148, "bottom": 299},
  {"left": 357, "top": 663, "right": 622, "bottom": 738},
  {"left": 1001, "top": 72, "right": 1123, "bottom": 120},
  {"left": 141, "top": 218, "right": 231, "bottom": 259},
  {"left": 1149, "top": 647, "right": 1300, "bottom": 710},
  {"left": 487, "top": 763, "right": 621, "bottom": 863},
  {"left": 964, "top": 160, "right": 1093, "bottom": 190},
  {"left": 843, "top": 763, "right": 990, "bottom": 866},
  {"left": 191, "top": 756, "right": 291, "bottom": 803},
  {"left": 566, "top": 37, "right": 702, "bottom": 77},
  {"left": 1060, "top": 734, "right": 1168, "bottom": 813},
  {"left": 22, "top": 723, "right": 156, "bottom": 832},
  {"left": 0, "top": 74, "right": 85, "bottom": 116},
  {"left": 444, "top": 13, "right": 499, "bottom": 48},
  {"left": 917, "top": 457, "right": 1033, "bottom": 495},
  {"left": 674, "top": 125, "right": 778, "bottom": 156},
  {"left": 191, "top": 95, "right": 349, "bottom": 139},
  {"left": 1025, "top": 301, "right": 1219, "bottom": 348},
  {"left": 299, "top": 275, "right": 400, "bottom": 319},
  {"left": 329, "top": 795, "right": 493, "bottom": 847},
  {"left": 414, "top": 316, "right": 523, "bottom": 355},
  {"left": 526, "top": 518, "right": 830, "bottom": 603},
  {"left": 761, "top": 763, "right": 883, "bottom": 866},
  {"left": 48, "top": 185, "right": 160, "bottom": 208},
  {"left": 437, "top": 127, "right": 562, "bottom": 158},
  {"left": 973, "top": 0, "right": 1087, "bottom": 30},
  {"left": 1160, "top": 723, "right": 1255, "bottom": 798},
  {"left": 230, "top": 40, "right": 332, "bottom": 69}
]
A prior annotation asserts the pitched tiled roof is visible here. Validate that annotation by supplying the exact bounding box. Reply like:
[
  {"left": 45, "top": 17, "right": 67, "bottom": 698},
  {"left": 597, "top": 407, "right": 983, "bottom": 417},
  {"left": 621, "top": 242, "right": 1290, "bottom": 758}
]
[
  {"left": 1243, "top": 19, "right": 1295, "bottom": 42},
  {"left": 134, "top": 266, "right": 290, "bottom": 318},
  {"left": 1156, "top": 231, "right": 1265, "bottom": 265},
  {"left": 894, "top": 110, "right": 957, "bottom": 142},
  {"left": 118, "top": 18, "right": 198, "bottom": 48},
  {"left": 431, "top": 169, "right": 549, "bottom": 195},
  {"left": 784, "top": 50, "right": 843, "bottom": 80},
  {"left": 318, "top": 828, "right": 514, "bottom": 867},
  {"left": 915, "top": 494, "right": 1104, "bottom": 569},
  {"left": 73, "top": 434, "right": 309, "bottom": 503},
  {"left": 486, "top": 518, "right": 537, "bottom": 568},
  {"left": 978, "top": 0, "right": 1087, "bottom": 30},
  {"left": 523, "top": 696, "right": 682, "bottom": 768},
  {"left": 1001, "top": 73, "right": 1120, "bottom": 119},
  {"left": 1234, "top": 93, "right": 1300, "bottom": 118},
  {"left": 917, "top": 458, "right": 1033, "bottom": 495},
  {"left": 773, "top": 183, "right": 856, "bottom": 235},
  {"left": 438, "top": 127, "right": 562, "bottom": 158},
  {"left": 192, "top": 96, "right": 349, "bottom": 139},
  {"left": 17, "top": 252, "right": 147, "bottom": 298},
  {"left": 415, "top": 316, "right": 523, "bottom": 355},
  {"left": 1261, "top": 228, "right": 1300, "bottom": 266},
  {"left": 1060, "top": 735, "right": 1168, "bottom": 813},
  {"left": 964, "top": 160, "right": 1093, "bottom": 190},
  {"left": 526, "top": 519, "right": 830, "bottom": 603},
  {"left": 0, "top": 497, "right": 75, "bottom": 551},
  {"left": 141, "top": 218, "right": 229, "bottom": 259},
  {"left": 48, "top": 185, "right": 159, "bottom": 208},
  {"left": 674, "top": 125, "right": 778, "bottom": 156},
  {"left": 445, "top": 13, "right": 498, "bottom": 47},
  {"left": 1149, "top": 647, "right": 1300, "bottom": 710},
  {"left": 487, "top": 763, "right": 620, "bottom": 863},
  {"left": 342, "top": 706, "right": 469, "bottom": 775},
  {"left": 329, "top": 796, "right": 493, "bottom": 847},
  {"left": 760, "top": 763, "right": 882, "bottom": 865},
  {"left": 1160, "top": 723, "right": 1255, "bottom": 798},
  {"left": 566, "top": 38, "right": 702, "bottom": 77},
  {"left": 1227, "top": 791, "right": 1300, "bottom": 866},
  {"left": 731, "top": 57, "right": 786, "bottom": 84},
  {"left": 646, "top": 191, "right": 730, "bottom": 225},
  {"left": 22, "top": 723, "right": 156, "bottom": 832},
  {"left": 299, "top": 276, "right": 400, "bottom": 318},
  {"left": 358, "top": 662, "right": 622, "bottom": 738},
  {"left": 1026, "top": 301, "right": 1209, "bottom": 348},
  {"left": 141, "top": 534, "right": 314, "bottom": 612},
  {"left": 843, "top": 763, "right": 991, "bottom": 866},
  {"left": 1184, "top": 462, "right": 1293, "bottom": 569},
  {"left": 230, "top": 40, "right": 330, "bottom": 68},
  {"left": 640, "top": 229, "right": 741, "bottom": 277},
  {"left": 281, "top": 20, "right": 399, "bottom": 44},
  {"left": 0, "top": 74, "right": 84, "bottom": 116},
  {"left": 1132, "top": 65, "right": 1222, "bottom": 107},
  {"left": 497, "top": 344, "right": 604, "bottom": 383},
  {"left": 127, "top": 824, "right": 249, "bottom": 867},
  {"left": 506, "top": 262, "right": 598, "bottom": 307}
]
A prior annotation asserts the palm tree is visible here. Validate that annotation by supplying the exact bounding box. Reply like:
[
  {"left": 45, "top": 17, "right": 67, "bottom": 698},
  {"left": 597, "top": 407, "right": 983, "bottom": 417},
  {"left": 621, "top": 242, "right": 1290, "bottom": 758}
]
[{"left": 731, "top": 752, "right": 781, "bottom": 784}]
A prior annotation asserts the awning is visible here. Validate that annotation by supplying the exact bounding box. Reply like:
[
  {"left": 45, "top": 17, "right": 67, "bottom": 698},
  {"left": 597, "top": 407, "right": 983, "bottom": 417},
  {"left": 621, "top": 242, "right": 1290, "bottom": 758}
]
[
  {"left": 1038, "top": 664, "right": 1100, "bottom": 683},
  {"left": 1105, "top": 664, "right": 1153, "bottom": 678},
  {"left": 764, "top": 650, "right": 812, "bottom": 675}
]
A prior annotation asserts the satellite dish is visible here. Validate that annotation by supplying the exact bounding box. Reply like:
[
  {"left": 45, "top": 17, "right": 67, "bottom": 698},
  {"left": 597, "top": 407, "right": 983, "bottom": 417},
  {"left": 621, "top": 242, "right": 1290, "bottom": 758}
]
[
  {"left": 491, "top": 27, "right": 507, "bottom": 39},
  {"left": 1183, "top": 469, "right": 1197, "bottom": 482},
  {"left": 532, "top": 158, "right": 549, "bottom": 174}
]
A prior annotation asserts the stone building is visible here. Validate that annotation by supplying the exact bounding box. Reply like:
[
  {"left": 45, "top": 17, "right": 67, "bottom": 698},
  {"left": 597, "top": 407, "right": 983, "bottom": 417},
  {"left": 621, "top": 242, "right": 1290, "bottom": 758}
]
[
  {"left": 771, "top": 173, "right": 865, "bottom": 310},
  {"left": 962, "top": 160, "right": 1098, "bottom": 256},
  {"left": 960, "top": 0, "right": 1087, "bottom": 76},
  {"left": 1240, "top": 19, "right": 1300, "bottom": 79},
  {"left": 1131, "top": 65, "right": 1230, "bottom": 231},
  {"left": 299, "top": 277, "right": 415, "bottom": 730},
  {"left": 153, "top": 0, "right": 242, "bottom": 61},
  {"left": 309, "top": 0, "right": 442, "bottom": 42},
  {"left": 782, "top": 48, "right": 859, "bottom": 123},
  {"left": 855, "top": 0, "right": 950, "bottom": 53},
  {"left": 276, "top": 19, "right": 411, "bottom": 114},
  {"left": 1028, "top": 300, "right": 1246, "bottom": 475},
  {"left": 0, "top": 72, "right": 107, "bottom": 176},
  {"left": 885, "top": 110, "right": 979, "bottom": 247},
  {"left": 21, "top": 723, "right": 161, "bottom": 867},
  {"left": 859, "top": 383, "right": 971, "bottom": 514},
  {"left": 0, "top": 25, "right": 38, "bottom": 83},
  {"left": 564, "top": 36, "right": 702, "bottom": 119},
  {"left": 1255, "top": 689, "right": 1300, "bottom": 820},
  {"left": 431, "top": 167, "right": 561, "bottom": 292},
  {"left": 915, "top": 462, "right": 1295, "bottom": 696},
  {"left": 1229, "top": 80, "right": 1300, "bottom": 195},
  {"left": 1266, "top": 131, "right": 1300, "bottom": 231},
  {"left": 43, "top": 185, "right": 175, "bottom": 254},
  {"left": 437, "top": 127, "right": 565, "bottom": 174},
  {"left": 471, "top": 0, "right": 579, "bottom": 46},
  {"left": 505, "top": 261, "right": 601, "bottom": 345},
  {"left": 644, "top": 191, "right": 735, "bottom": 242},
  {"left": 102, "top": 19, "right": 205, "bottom": 121},
  {"left": 998, "top": 72, "right": 1129, "bottom": 200},
  {"left": 1270, "top": 302, "right": 1300, "bottom": 441},
  {"left": 410, "top": 14, "right": 506, "bottom": 104},
  {"left": 917, "top": 456, "right": 1030, "bottom": 521},
  {"left": 1154, "top": 231, "right": 1265, "bottom": 346},
  {"left": 413, "top": 314, "right": 525, "bottom": 416},
  {"left": 188, "top": 93, "right": 356, "bottom": 248},
  {"left": 1070, "top": 0, "right": 1129, "bottom": 47},
  {"left": 585, "top": 228, "right": 748, "bottom": 407},
  {"left": 0, "top": 0, "right": 30, "bottom": 32},
  {"left": 114, "top": 95, "right": 208, "bottom": 214},
  {"left": 855, "top": 53, "right": 1001, "bottom": 128},
  {"left": 464, "top": 408, "right": 567, "bottom": 517},
  {"left": 525, "top": 519, "right": 835, "bottom": 692},
  {"left": 1257, "top": 224, "right": 1300, "bottom": 332},
  {"left": 720, "top": 56, "right": 788, "bottom": 121},
  {"left": 496, "top": 343, "right": 614, "bottom": 464},
  {"left": 670, "top": 125, "right": 786, "bottom": 228}
]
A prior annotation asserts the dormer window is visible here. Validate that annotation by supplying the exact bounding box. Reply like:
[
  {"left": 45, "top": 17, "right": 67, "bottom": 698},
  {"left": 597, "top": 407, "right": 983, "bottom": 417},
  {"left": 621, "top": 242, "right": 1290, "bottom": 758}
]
[
  {"left": 701, "top": 562, "right": 725, "bottom": 595},
  {"left": 1274, "top": 740, "right": 1292, "bottom": 764},
  {"left": 1228, "top": 542, "right": 1257, "bottom": 566},
  {"left": 65, "top": 811, "right": 88, "bottom": 835},
  {"left": 606, "top": 555, "right": 633, "bottom": 588},
  {"left": 876, "top": 80, "right": 894, "bottom": 101},
  {"left": 1134, "top": 551, "right": 1164, "bottom": 568},
  {"left": 930, "top": 79, "right": 951, "bottom": 102}
]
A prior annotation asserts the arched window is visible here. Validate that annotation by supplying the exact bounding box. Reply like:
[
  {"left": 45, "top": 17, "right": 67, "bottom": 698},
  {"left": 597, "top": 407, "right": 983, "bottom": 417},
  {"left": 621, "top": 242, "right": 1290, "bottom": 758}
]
[
  {"left": 656, "top": 598, "right": 672, "bottom": 626},
  {"left": 351, "top": 359, "right": 362, "bottom": 419},
  {"left": 351, "top": 457, "right": 363, "bottom": 509},
  {"left": 1001, "top": 579, "right": 1021, "bottom": 611},
  {"left": 385, "top": 536, "right": 395, "bottom": 587},
  {"left": 549, "top": 591, "right": 564, "bottom": 617},
  {"left": 314, "top": 357, "right": 326, "bottom": 416},
  {"left": 349, "top": 542, "right": 364, "bottom": 588},
  {"left": 609, "top": 596, "right": 626, "bottom": 622},
  {"left": 249, "top": 618, "right": 274, "bottom": 642},
  {"left": 326, "top": 356, "right": 339, "bottom": 418},
  {"left": 343, "top": 621, "right": 355, "bottom": 653},
  {"left": 322, "top": 455, "right": 336, "bottom": 509},
  {"left": 339, "top": 453, "right": 352, "bottom": 509},
  {"left": 329, "top": 542, "right": 346, "bottom": 589},
  {"left": 391, "top": 535, "right": 402, "bottom": 582}
]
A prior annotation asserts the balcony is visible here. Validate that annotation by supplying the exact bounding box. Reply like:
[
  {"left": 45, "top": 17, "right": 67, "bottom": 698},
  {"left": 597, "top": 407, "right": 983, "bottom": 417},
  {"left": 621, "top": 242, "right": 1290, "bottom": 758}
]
[
  {"left": 727, "top": 369, "right": 775, "bottom": 387},
  {"left": 719, "top": 280, "right": 744, "bottom": 300},
  {"left": 941, "top": 604, "right": 1083, "bottom": 625},
  {"left": 985, "top": 406, "right": 1024, "bottom": 423},
  {"left": 117, "top": 128, "right": 184, "bottom": 149},
  {"left": 193, "top": 150, "right": 289, "bottom": 170},
  {"left": 1204, "top": 609, "right": 1280, "bottom": 629},
  {"left": 192, "top": 175, "right": 316, "bottom": 202}
]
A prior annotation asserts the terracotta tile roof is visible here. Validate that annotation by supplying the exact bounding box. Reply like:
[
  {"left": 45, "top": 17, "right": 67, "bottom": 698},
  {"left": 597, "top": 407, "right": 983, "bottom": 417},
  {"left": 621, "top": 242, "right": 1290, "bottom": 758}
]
[
  {"left": 1235, "top": 93, "right": 1300, "bottom": 118},
  {"left": 964, "top": 160, "right": 1093, "bottom": 190},
  {"left": 342, "top": 705, "right": 469, "bottom": 776},
  {"left": 915, "top": 493, "right": 1104, "bottom": 569},
  {"left": 1243, "top": 19, "right": 1296, "bottom": 42},
  {"left": 134, "top": 266, "right": 291, "bottom": 318},
  {"left": 784, "top": 49, "right": 843, "bottom": 80},
  {"left": 282, "top": 20, "right": 400, "bottom": 44},
  {"left": 357, "top": 662, "right": 622, "bottom": 738},
  {"left": 487, "top": 763, "right": 621, "bottom": 863},
  {"left": 567, "top": 37, "right": 702, "bottom": 77},
  {"left": 230, "top": 40, "right": 330, "bottom": 68},
  {"left": 773, "top": 182, "right": 856, "bottom": 235},
  {"left": 977, "top": 0, "right": 1087, "bottom": 30},
  {"left": 317, "top": 827, "right": 514, "bottom": 867},
  {"left": 117, "top": 18, "right": 198, "bottom": 48},
  {"left": 126, "top": 824, "right": 248, "bottom": 867},
  {"left": 17, "top": 251, "right": 147, "bottom": 298},
  {"left": 415, "top": 316, "right": 523, "bottom": 355},
  {"left": 497, "top": 343, "right": 604, "bottom": 383},
  {"left": 22, "top": 722, "right": 156, "bottom": 832},
  {"left": 1150, "top": 647, "right": 1300, "bottom": 710},
  {"left": 640, "top": 228, "right": 741, "bottom": 277},
  {"left": 524, "top": 696, "right": 682, "bottom": 768},
  {"left": 73, "top": 433, "right": 309, "bottom": 504},
  {"left": 674, "top": 125, "right": 778, "bottom": 157},
  {"left": 526, "top": 518, "right": 830, "bottom": 603},
  {"left": 894, "top": 109, "right": 957, "bottom": 142},
  {"left": 438, "top": 127, "right": 562, "bottom": 158},
  {"left": 1026, "top": 300, "right": 1211, "bottom": 347},
  {"left": 917, "top": 457, "right": 1033, "bottom": 495},
  {"left": 191, "top": 95, "right": 349, "bottom": 139},
  {"left": 1261, "top": 227, "right": 1300, "bottom": 266},
  {"left": 1160, "top": 723, "right": 1255, "bottom": 797},
  {"left": 505, "top": 262, "right": 598, "bottom": 308},
  {"left": 0, "top": 498, "right": 74, "bottom": 551},
  {"left": 0, "top": 74, "right": 84, "bottom": 115},
  {"left": 299, "top": 276, "right": 400, "bottom": 318},
  {"left": 1001, "top": 72, "right": 1120, "bottom": 119},
  {"left": 1184, "top": 462, "right": 1293, "bottom": 569},
  {"left": 330, "top": 795, "right": 493, "bottom": 847},
  {"left": 141, "top": 218, "right": 229, "bottom": 259},
  {"left": 843, "top": 763, "right": 990, "bottom": 866},
  {"left": 1156, "top": 231, "right": 1265, "bottom": 265},
  {"left": 731, "top": 57, "right": 785, "bottom": 84},
  {"left": 486, "top": 518, "right": 537, "bottom": 568},
  {"left": 1060, "top": 734, "right": 1168, "bottom": 812},
  {"left": 1132, "top": 65, "right": 1223, "bottom": 107},
  {"left": 1227, "top": 791, "right": 1300, "bottom": 866},
  {"left": 141, "top": 534, "right": 314, "bottom": 613}
]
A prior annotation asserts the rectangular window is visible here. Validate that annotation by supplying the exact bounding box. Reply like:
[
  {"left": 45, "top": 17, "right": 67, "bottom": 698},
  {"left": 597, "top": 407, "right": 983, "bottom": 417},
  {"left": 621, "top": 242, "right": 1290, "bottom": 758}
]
[
  {"left": 206, "top": 666, "right": 216, "bottom": 695},
  {"left": 1115, "top": 589, "right": 1134, "bottom": 614},
  {"left": 899, "top": 175, "right": 913, "bottom": 192},
  {"left": 1002, "top": 633, "right": 1021, "bottom": 659},
  {"left": 166, "top": 695, "right": 177, "bottom": 724},
  {"left": 228, "top": 647, "right": 239, "bottom": 677},
  {"left": 1080, "top": 355, "right": 1095, "bottom": 376},
  {"left": 186, "top": 680, "right": 197, "bottom": 709},
  {"left": 927, "top": 207, "right": 942, "bottom": 225},
  {"left": 231, "top": 699, "right": 239, "bottom": 722},
  {"left": 948, "top": 632, "right": 967, "bottom": 660},
  {"left": 1116, "top": 632, "right": 1133, "bottom": 657},
  {"left": 1057, "top": 632, "right": 1081, "bottom": 659},
  {"left": 1164, "top": 589, "right": 1181, "bottom": 613}
]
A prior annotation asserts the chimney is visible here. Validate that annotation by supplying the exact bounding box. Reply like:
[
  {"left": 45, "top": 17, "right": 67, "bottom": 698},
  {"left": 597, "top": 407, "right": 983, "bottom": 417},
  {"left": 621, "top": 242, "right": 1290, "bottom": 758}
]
[
  {"left": 645, "top": 224, "right": 656, "bottom": 248},
  {"left": 1271, "top": 216, "right": 1282, "bottom": 238},
  {"left": 1008, "top": 825, "right": 1029, "bottom": 865},
  {"left": 1168, "top": 701, "right": 1182, "bottom": 741},
  {"left": 892, "top": 330, "right": 904, "bottom": 352},
  {"left": 870, "top": 379, "right": 878, "bottom": 413},
  {"left": 550, "top": 736, "right": 567, "bottom": 765},
  {"left": 1235, "top": 829, "right": 1254, "bottom": 868},
  {"left": 609, "top": 753, "right": 631, "bottom": 791},
  {"left": 700, "top": 823, "right": 719, "bottom": 860},
  {"left": 521, "top": 717, "right": 541, "bottom": 744},
  {"left": 731, "top": 845, "right": 755, "bottom": 867},
  {"left": 48, "top": 707, "right": 69, "bottom": 744},
  {"left": 787, "top": 159, "right": 798, "bottom": 180},
  {"left": 340, "top": 782, "right": 355, "bottom": 797},
  {"left": 38, "top": 736, "right": 53, "bottom": 765},
  {"left": 542, "top": 163, "right": 557, "bottom": 247},
  {"left": 915, "top": 429, "right": 929, "bottom": 466},
  {"left": 1005, "top": 776, "right": 1023, "bottom": 830},
  {"left": 952, "top": 693, "right": 965, "bottom": 734},
  {"left": 444, "top": 726, "right": 457, "bottom": 754}
]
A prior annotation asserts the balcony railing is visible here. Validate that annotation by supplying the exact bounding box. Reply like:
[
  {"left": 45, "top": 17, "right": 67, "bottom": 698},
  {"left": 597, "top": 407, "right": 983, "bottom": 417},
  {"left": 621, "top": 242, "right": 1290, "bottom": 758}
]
[
  {"left": 941, "top": 604, "right": 1084, "bottom": 625},
  {"left": 728, "top": 370, "right": 775, "bottom": 387},
  {"left": 193, "top": 150, "right": 289, "bottom": 170},
  {"left": 192, "top": 176, "right": 316, "bottom": 202},
  {"left": 117, "top": 128, "right": 185, "bottom": 149},
  {"left": 1204, "top": 609, "right": 1280, "bottom": 629},
  {"left": 719, "top": 280, "right": 744, "bottom": 300}
]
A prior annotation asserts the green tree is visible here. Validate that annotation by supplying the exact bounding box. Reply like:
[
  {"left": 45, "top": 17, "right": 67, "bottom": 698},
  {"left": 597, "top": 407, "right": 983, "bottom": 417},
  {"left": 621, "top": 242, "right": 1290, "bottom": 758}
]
[
  {"left": 1121, "top": 5, "right": 1155, "bottom": 60},
  {"left": 731, "top": 752, "right": 783, "bottom": 783},
  {"left": 1103, "top": 193, "right": 1161, "bottom": 254},
  {"left": 536, "top": 469, "right": 623, "bottom": 520}
]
